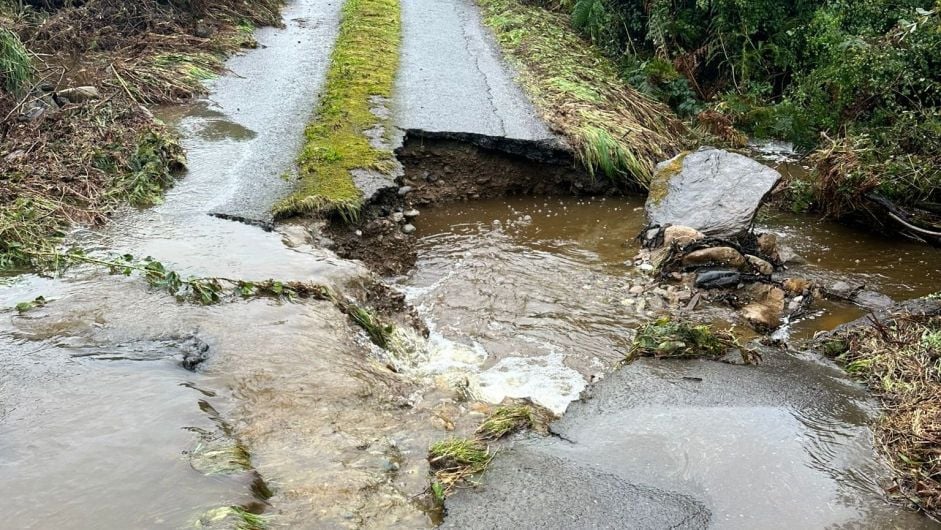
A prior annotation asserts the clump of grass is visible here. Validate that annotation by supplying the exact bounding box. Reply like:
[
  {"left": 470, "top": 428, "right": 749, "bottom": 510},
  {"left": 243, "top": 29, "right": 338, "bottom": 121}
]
[
  {"left": 0, "top": 196, "right": 64, "bottom": 271},
  {"left": 272, "top": 0, "right": 400, "bottom": 219},
  {"left": 825, "top": 314, "right": 941, "bottom": 518},
  {"left": 189, "top": 436, "right": 253, "bottom": 475},
  {"left": 196, "top": 505, "right": 267, "bottom": 530},
  {"left": 476, "top": 402, "right": 554, "bottom": 440},
  {"left": 428, "top": 438, "right": 492, "bottom": 494},
  {"left": 0, "top": 26, "right": 32, "bottom": 95},
  {"left": 477, "top": 0, "right": 688, "bottom": 187},
  {"left": 628, "top": 317, "right": 758, "bottom": 364},
  {"left": 346, "top": 304, "right": 394, "bottom": 348}
]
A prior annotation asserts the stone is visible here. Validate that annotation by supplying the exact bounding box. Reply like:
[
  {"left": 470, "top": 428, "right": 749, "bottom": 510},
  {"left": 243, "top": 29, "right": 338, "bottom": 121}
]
[
  {"left": 741, "top": 286, "right": 786, "bottom": 330},
  {"left": 756, "top": 233, "right": 779, "bottom": 258},
  {"left": 694, "top": 269, "right": 741, "bottom": 289},
  {"left": 391, "top": 212, "right": 405, "bottom": 223},
  {"left": 629, "top": 285, "right": 645, "bottom": 295},
  {"left": 853, "top": 290, "right": 894, "bottom": 310},
  {"left": 57, "top": 86, "right": 100, "bottom": 104},
  {"left": 777, "top": 245, "right": 805, "bottom": 265},
  {"left": 401, "top": 224, "right": 416, "bottom": 234},
  {"left": 397, "top": 186, "right": 413, "bottom": 196},
  {"left": 682, "top": 247, "right": 746, "bottom": 268},
  {"left": 646, "top": 148, "right": 781, "bottom": 238},
  {"left": 404, "top": 209, "right": 420, "bottom": 218},
  {"left": 744, "top": 255, "right": 774, "bottom": 276},
  {"left": 662, "top": 225, "right": 704, "bottom": 248},
  {"left": 782, "top": 278, "right": 812, "bottom": 296},
  {"left": 827, "top": 281, "right": 860, "bottom": 299}
]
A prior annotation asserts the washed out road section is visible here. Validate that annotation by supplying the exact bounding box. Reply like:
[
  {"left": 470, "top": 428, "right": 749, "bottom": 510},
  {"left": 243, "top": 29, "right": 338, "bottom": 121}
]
[{"left": 395, "top": 0, "right": 554, "bottom": 141}]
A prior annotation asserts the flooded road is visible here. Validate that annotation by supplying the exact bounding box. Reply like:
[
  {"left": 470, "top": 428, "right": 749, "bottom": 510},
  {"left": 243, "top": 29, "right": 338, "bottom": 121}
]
[
  {"left": 2, "top": 1, "right": 940, "bottom": 528},
  {"left": 400, "top": 195, "right": 940, "bottom": 528}
]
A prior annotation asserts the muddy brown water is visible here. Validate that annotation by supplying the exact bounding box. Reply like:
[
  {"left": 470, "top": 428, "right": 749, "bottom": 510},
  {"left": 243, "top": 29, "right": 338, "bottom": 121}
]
[
  {"left": 400, "top": 195, "right": 940, "bottom": 528},
  {"left": 2, "top": 8, "right": 940, "bottom": 530}
]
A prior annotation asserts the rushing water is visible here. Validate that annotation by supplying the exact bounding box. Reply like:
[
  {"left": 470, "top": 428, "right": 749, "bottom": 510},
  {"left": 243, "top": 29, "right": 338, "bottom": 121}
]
[
  {"left": 400, "top": 195, "right": 940, "bottom": 528},
  {"left": 2, "top": 4, "right": 940, "bottom": 528}
]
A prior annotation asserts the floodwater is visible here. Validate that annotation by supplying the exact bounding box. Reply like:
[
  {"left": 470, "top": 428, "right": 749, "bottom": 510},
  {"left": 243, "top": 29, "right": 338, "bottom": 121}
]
[
  {"left": 2, "top": 3, "right": 940, "bottom": 528},
  {"left": 400, "top": 195, "right": 940, "bottom": 528}
]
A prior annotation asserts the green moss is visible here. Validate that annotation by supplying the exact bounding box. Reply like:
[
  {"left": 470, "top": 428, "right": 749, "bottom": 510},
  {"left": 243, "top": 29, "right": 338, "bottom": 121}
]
[
  {"left": 476, "top": 0, "right": 688, "bottom": 188},
  {"left": 647, "top": 151, "right": 687, "bottom": 206},
  {"left": 273, "top": 0, "right": 401, "bottom": 219}
]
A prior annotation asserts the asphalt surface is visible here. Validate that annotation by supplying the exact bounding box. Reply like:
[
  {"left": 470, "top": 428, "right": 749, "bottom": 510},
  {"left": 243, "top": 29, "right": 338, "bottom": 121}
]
[
  {"left": 199, "top": 0, "right": 343, "bottom": 221},
  {"left": 394, "top": 0, "right": 554, "bottom": 141},
  {"left": 443, "top": 352, "right": 938, "bottom": 529}
]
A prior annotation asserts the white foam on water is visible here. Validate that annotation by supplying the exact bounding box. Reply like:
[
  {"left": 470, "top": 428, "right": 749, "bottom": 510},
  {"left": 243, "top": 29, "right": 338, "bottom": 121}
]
[{"left": 471, "top": 351, "right": 587, "bottom": 415}]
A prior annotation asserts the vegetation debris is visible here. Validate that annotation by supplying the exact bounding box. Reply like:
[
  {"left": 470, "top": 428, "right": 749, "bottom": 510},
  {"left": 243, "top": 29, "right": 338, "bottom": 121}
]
[
  {"left": 628, "top": 317, "right": 760, "bottom": 364},
  {"left": 825, "top": 312, "right": 941, "bottom": 519}
]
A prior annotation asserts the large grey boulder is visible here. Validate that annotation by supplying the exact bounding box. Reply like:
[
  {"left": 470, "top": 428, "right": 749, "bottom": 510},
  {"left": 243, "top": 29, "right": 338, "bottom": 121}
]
[{"left": 646, "top": 147, "right": 781, "bottom": 238}]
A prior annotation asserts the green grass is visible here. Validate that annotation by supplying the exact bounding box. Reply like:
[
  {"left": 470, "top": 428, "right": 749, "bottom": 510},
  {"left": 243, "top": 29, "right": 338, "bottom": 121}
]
[
  {"left": 0, "top": 26, "right": 31, "bottom": 95},
  {"left": 346, "top": 304, "right": 394, "bottom": 348},
  {"left": 272, "top": 0, "right": 401, "bottom": 219},
  {"left": 627, "top": 317, "right": 758, "bottom": 363},
  {"left": 196, "top": 506, "right": 267, "bottom": 530},
  {"left": 476, "top": 0, "right": 688, "bottom": 187},
  {"left": 476, "top": 404, "right": 553, "bottom": 440}
]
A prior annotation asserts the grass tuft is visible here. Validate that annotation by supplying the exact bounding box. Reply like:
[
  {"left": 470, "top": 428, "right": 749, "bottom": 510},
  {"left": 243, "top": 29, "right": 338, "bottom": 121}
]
[
  {"left": 0, "top": 26, "right": 32, "bottom": 95},
  {"left": 428, "top": 437, "right": 492, "bottom": 494},
  {"left": 272, "top": 0, "right": 400, "bottom": 219},
  {"left": 628, "top": 317, "right": 759, "bottom": 364},
  {"left": 196, "top": 505, "right": 267, "bottom": 530},
  {"left": 476, "top": 403, "right": 554, "bottom": 440},
  {"left": 477, "top": 0, "right": 688, "bottom": 187}
]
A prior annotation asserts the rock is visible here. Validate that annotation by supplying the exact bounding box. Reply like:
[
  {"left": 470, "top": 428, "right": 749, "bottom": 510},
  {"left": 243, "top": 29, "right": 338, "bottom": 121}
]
[
  {"left": 756, "top": 233, "right": 779, "bottom": 257},
  {"left": 646, "top": 148, "right": 781, "bottom": 238},
  {"left": 402, "top": 223, "right": 416, "bottom": 234},
  {"left": 744, "top": 255, "right": 774, "bottom": 276},
  {"left": 826, "top": 281, "right": 860, "bottom": 300},
  {"left": 782, "top": 278, "right": 812, "bottom": 296},
  {"left": 391, "top": 212, "right": 405, "bottom": 223},
  {"left": 629, "top": 285, "right": 645, "bottom": 295},
  {"left": 741, "top": 286, "right": 786, "bottom": 330},
  {"left": 57, "top": 86, "right": 100, "bottom": 104},
  {"left": 695, "top": 269, "right": 741, "bottom": 289},
  {"left": 404, "top": 209, "right": 420, "bottom": 218},
  {"left": 777, "top": 245, "right": 805, "bottom": 265},
  {"left": 682, "top": 247, "right": 746, "bottom": 269},
  {"left": 662, "top": 225, "right": 704, "bottom": 248},
  {"left": 397, "top": 186, "right": 413, "bottom": 196},
  {"left": 853, "top": 290, "right": 894, "bottom": 310}
]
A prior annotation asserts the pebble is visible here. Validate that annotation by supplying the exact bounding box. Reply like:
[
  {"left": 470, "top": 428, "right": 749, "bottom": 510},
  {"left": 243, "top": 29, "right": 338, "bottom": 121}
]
[
  {"left": 391, "top": 212, "right": 404, "bottom": 223},
  {"left": 402, "top": 224, "right": 416, "bottom": 234},
  {"left": 404, "top": 209, "right": 420, "bottom": 218},
  {"left": 638, "top": 263, "right": 655, "bottom": 272},
  {"left": 629, "top": 286, "right": 645, "bottom": 294},
  {"left": 398, "top": 186, "right": 413, "bottom": 196}
]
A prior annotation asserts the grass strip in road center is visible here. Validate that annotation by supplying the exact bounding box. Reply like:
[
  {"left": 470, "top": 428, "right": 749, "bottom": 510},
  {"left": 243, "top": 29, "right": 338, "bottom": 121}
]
[{"left": 273, "top": 0, "right": 401, "bottom": 220}]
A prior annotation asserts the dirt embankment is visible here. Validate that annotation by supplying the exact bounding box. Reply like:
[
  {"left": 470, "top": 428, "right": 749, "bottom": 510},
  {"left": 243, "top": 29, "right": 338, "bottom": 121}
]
[
  {"left": 324, "top": 130, "right": 616, "bottom": 275},
  {"left": 0, "top": 0, "right": 283, "bottom": 270}
]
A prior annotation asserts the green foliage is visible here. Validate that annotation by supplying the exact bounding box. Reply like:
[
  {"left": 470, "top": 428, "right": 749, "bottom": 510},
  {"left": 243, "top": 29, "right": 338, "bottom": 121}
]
[
  {"left": 347, "top": 304, "right": 394, "bottom": 348},
  {"left": 0, "top": 26, "right": 31, "bottom": 95},
  {"left": 628, "top": 317, "right": 759, "bottom": 363},
  {"left": 561, "top": 0, "right": 941, "bottom": 213},
  {"left": 15, "top": 295, "right": 46, "bottom": 313}
]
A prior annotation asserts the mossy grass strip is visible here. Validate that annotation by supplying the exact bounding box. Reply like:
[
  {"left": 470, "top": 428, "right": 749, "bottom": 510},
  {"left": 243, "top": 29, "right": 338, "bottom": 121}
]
[
  {"left": 476, "top": 0, "right": 688, "bottom": 187},
  {"left": 273, "top": 0, "right": 401, "bottom": 219}
]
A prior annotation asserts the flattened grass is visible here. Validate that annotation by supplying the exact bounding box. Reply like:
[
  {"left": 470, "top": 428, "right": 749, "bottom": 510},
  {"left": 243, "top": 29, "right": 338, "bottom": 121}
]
[
  {"left": 428, "top": 437, "right": 492, "bottom": 494},
  {"left": 273, "top": 0, "right": 400, "bottom": 219},
  {"left": 826, "top": 314, "right": 941, "bottom": 518},
  {"left": 476, "top": 402, "right": 554, "bottom": 440},
  {"left": 477, "top": 0, "right": 688, "bottom": 187}
]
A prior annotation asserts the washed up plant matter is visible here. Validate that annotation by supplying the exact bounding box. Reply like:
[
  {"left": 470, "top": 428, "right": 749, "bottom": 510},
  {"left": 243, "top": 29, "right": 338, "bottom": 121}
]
[
  {"left": 824, "top": 313, "right": 941, "bottom": 518},
  {"left": 627, "top": 317, "right": 759, "bottom": 364},
  {"left": 476, "top": 402, "right": 554, "bottom": 440},
  {"left": 428, "top": 437, "right": 492, "bottom": 495},
  {"left": 0, "top": 0, "right": 284, "bottom": 272}
]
